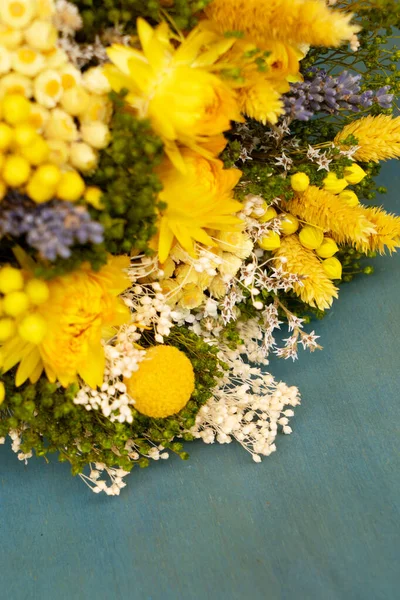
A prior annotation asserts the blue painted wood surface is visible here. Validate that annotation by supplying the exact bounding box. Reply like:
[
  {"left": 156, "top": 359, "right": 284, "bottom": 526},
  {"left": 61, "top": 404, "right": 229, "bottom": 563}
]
[{"left": 1, "top": 162, "right": 399, "bottom": 600}]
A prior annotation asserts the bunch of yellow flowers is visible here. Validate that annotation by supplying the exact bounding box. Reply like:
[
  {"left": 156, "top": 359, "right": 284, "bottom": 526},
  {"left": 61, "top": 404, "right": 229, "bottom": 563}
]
[{"left": 0, "top": 0, "right": 112, "bottom": 204}]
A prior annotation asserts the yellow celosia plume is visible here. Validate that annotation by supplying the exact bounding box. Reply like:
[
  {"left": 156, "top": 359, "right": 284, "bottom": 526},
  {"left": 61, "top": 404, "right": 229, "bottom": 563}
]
[
  {"left": 285, "top": 186, "right": 376, "bottom": 247},
  {"left": 358, "top": 206, "right": 400, "bottom": 254},
  {"left": 205, "top": 0, "right": 359, "bottom": 48},
  {"left": 104, "top": 18, "right": 242, "bottom": 172},
  {"left": 274, "top": 235, "right": 338, "bottom": 310},
  {"left": 335, "top": 115, "right": 400, "bottom": 162}
]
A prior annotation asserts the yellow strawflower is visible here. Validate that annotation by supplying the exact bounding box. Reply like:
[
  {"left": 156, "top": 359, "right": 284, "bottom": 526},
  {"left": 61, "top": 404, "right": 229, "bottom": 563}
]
[
  {"left": 124, "top": 345, "right": 195, "bottom": 418},
  {"left": 274, "top": 235, "right": 338, "bottom": 310},
  {"left": 358, "top": 206, "right": 400, "bottom": 255},
  {"left": 104, "top": 18, "right": 242, "bottom": 171},
  {"left": 335, "top": 115, "right": 400, "bottom": 162},
  {"left": 205, "top": 0, "right": 359, "bottom": 48},
  {"left": 0, "top": 257, "right": 131, "bottom": 388},
  {"left": 156, "top": 149, "right": 243, "bottom": 263},
  {"left": 286, "top": 186, "right": 376, "bottom": 247}
]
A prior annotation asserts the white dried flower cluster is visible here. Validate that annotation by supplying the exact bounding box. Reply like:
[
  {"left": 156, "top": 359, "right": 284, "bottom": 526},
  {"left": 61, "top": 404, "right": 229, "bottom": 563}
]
[
  {"left": 54, "top": 0, "right": 82, "bottom": 36},
  {"left": 190, "top": 345, "right": 300, "bottom": 462},
  {"left": 8, "top": 429, "right": 33, "bottom": 462}
]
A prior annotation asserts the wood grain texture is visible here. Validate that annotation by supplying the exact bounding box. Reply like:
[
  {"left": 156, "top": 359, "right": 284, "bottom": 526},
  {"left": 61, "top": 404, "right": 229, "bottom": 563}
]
[{"left": 1, "top": 162, "right": 399, "bottom": 600}]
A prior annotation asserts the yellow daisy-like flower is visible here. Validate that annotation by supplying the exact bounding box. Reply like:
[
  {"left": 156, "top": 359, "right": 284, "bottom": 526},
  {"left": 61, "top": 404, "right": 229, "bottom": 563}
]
[
  {"left": 274, "top": 235, "right": 338, "bottom": 311},
  {"left": 335, "top": 115, "right": 400, "bottom": 162},
  {"left": 205, "top": 0, "right": 359, "bottom": 48},
  {"left": 156, "top": 149, "right": 243, "bottom": 263},
  {"left": 104, "top": 18, "right": 242, "bottom": 171},
  {"left": 0, "top": 0, "right": 37, "bottom": 30},
  {"left": 0, "top": 256, "right": 131, "bottom": 389}
]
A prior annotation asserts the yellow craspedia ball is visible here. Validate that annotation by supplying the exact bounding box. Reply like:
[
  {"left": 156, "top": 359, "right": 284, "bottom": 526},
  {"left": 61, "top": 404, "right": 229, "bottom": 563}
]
[
  {"left": 258, "top": 231, "right": 281, "bottom": 250},
  {"left": 25, "top": 279, "right": 49, "bottom": 304},
  {"left": 291, "top": 172, "right": 310, "bottom": 192},
  {"left": 21, "top": 137, "right": 50, "bottom": 165},
  {"left": 0, "top": 265, "right": 24, "bottom": 293},
  {"left": 56, "top": 171, "right": 85, "bottom": 202},
  {"left": 299, "top": 225, "right": 324, "bottom": 250},
  {"left": 3, "top": 154, "right": 31, "bottom": 187},
  {"left": 18, "top": 313, "right": 47, "bottom": 344},
  {"left": 125, "top": 345, "right": 195, "bottom": 418},
  {"left": 0, "top": 317, "right": 16, "bottom": 342},
  {"left": 0, "top": 380, "right": 5, "bottom": 405},
  {"left": 0, "top": 122, "right": 14, "bottom": 151},
  {"left": 13, "top": 123, "right": 38, "bottom": 147},
  {"left": 3, "top": 290, "right": 29, "bottom": 316},
  {"left": 2, "top": 93, "right": 31, "bottom": 125}
]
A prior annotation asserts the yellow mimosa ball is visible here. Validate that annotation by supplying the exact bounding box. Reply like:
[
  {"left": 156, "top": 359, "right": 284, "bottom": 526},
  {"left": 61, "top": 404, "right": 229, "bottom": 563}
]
[
  {"left": 25, "top": 279, "right": 50, "bottom": 304},
  {"left": 0, "top": 265, "right": 24, "bottom": 293},
  {"left": 0, "top": 317, "right": 16, "bottom": 342},
  {"left": 18, "top": 313, "right": 47, "bottom": 344},
  {"left": 3, "top": 290, "right": 30, "bottom": 316}
]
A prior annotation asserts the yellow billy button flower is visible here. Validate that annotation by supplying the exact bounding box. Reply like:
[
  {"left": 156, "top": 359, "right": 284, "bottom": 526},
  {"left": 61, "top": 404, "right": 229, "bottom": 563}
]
[
  {"left": 259, "top": 206, "right": 278, "bottom": 222},
  {"left": 344, "top": 163, "right": 367, "bottom": 185},
  {"left": 0, "top": 123, "right": 14, "bottom": 150},
  {"left": 18, "top": 313, "right": 47, "bottom": 344},
  {"left": 315, "top": 237, "right": 339, "bottom": 259},
  {"left": 291, "top": 172, "right": 310, "bottom": 192},
  {"left": 0, "top": 317, "right": 16, "bottom": 342},
  {"left": 3, "top": 154, "right": 31, "bottom": 187},
  {"left": 25, "top": 279, "right": 50, "bottom": 304},
  {"left": 323, "top": 172, "right": 348, "bottom": 194},
  {"left": 0, "top": 265, "right": 24, "bottom": 293},
  {"left": 14, "top": 123, "right": 38, "bottom": 147},
  {"left": 258, "top": 231, "right": 281, "bottom": 251},
  {"left": 279, "top": 212, "right": 299, "bottom": 235},
  {"left": 299, "top": 225, "right": 324, "bottom": 250},
  {"left": 56, "top": 171, "right": 85, "bottom": 202},
  {"left": 124, "top": 345, "right": 195, "bottom": 418},
  {"left": 21, "top": 137, "right": 50, "bottom": 165},
  {"left": 3, "top": 290, "right": 30, "bottom": 316},
  {"left": 322, "top": 257, "right": 342, "bottom": 280},
  {"left": 0, "top": 256, "right": 131, "bottom": 388},
  {"left": 2, "top": 93, "right": 31, "bottom": 125},
  {"left": 0, "top": 381, "right": 5, "bottom": 406},
  {"left": 104, "top": 18, "right": 242, "bottom": 171},
  {"left": 338, "top": 189, "right": 359, "bottom": 207}
]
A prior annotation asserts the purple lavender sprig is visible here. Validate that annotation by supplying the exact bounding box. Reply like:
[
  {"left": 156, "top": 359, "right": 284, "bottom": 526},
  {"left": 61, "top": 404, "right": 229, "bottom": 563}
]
[
  {"left": 0, "top": 192, "right": 104, "bottom": 261},
  {"left": 284, "top": 68, "right": 394, "bottom": 121}
]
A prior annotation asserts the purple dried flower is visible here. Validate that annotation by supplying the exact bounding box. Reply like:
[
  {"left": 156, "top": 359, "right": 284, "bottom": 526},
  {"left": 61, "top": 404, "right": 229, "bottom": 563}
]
[{"left": 0, "top": 192, "right": 104, "bottom": 261}]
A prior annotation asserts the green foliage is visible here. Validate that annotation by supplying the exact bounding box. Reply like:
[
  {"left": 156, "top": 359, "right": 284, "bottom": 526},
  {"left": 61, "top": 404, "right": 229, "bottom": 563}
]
[
  {"left": 70, "top": 0, "right": 212, "bottom": 41},
  {"left": 88, "top": 92, "right": 164, "bottom": 255}
]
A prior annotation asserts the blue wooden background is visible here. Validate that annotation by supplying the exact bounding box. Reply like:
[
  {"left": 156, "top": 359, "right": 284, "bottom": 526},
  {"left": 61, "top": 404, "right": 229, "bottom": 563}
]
[{"left": 1, "top": 161, "right": 399, "bottom": 600}]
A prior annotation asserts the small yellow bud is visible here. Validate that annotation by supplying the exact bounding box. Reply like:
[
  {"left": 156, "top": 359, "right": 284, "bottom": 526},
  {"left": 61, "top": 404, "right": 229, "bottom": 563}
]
[
  {"left": 344, "top": 164, "right": 367, "bottom": 185},
  {"left": 2, "top": 93, "right": 31, "bottom": 125},
  {"left": 0, "top": 317, "right": 16, "bottom": 342},
  {"left": 14, "top": 123, "right": 37, "bottom": 147},
  {"left": 81, "top": 121, "right": 110, "bottom": 149},
  {"left": 259, "top": 206, "right": 278, "bottom": 223},
  {"left": 0, "top": 381, "right": 5, "bottom": 405},
  {"left": 25, "top": 279, "right": 50, "bottom": 304},
  {"left": 24, "top": 20, "right": 58, "bottom": 51},
  {"left": 316, "top": 237, "right": 339, "bottom": 258},
  {"left": 70, "top": 142, "right": 97, "bottom": 172},
  {"left": 3, "top": 154, "right": 31, "bottom": 187},
  {"left": 322, "top": 257, "right": 342, "bottom": 279},
  {"left": 60, "top": 87, "right": 90, "bottom": 116},
  {"left": 258, "top": 231, "right": 281, "bottom": 251},
  {"left": 0, "top": 122, "right": 14, "bottom": 151},
  {"left": 56, "top": 171, "right": 85, "bottom": 202},
  {"left": 0, "top": 265, "right": 24, "bottom": 293},
  {"left": 46, "top": 139, "right": 69, "bottom": 165},
  {"left": 26, "top": 177, "right": 55, "bottom": 203},
  {"left": 323, "top": 172, "right": 348, "bottom": 194},
  {"left": 291, "top": 172, "right": 310, "bottom": 192},
  {"left": 18, "top": 313, "right": 47, "bottom": 344},
  {"left": 44, "top": 108, "right": 78, "bottom": 142},
  {"left": 84, "top": 186, "right": 104, "bottom": 209},
  {"left": 34, "top": 163, "right": 62, "bottom": 187},
  {"left": 3, "top": 290, "right": 29, "bottom": 316},
  {"left": 298, "top": 225, "right": 324, "bottom": 250},
  {"left": 279, "top": 213, "right": 299, "bottom": 235},
  {"left": 338, "top": 189, "right": 359, "bottom": 207},
  {"left": 21, "top": 137, "right": 50, "bottom": 165},
  {"left": 178, "top": 283, "right": 204, "bottom": 309}
]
